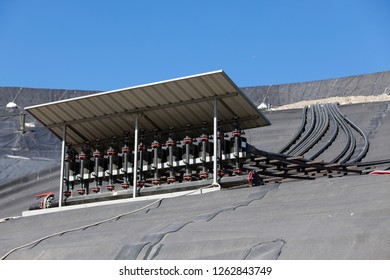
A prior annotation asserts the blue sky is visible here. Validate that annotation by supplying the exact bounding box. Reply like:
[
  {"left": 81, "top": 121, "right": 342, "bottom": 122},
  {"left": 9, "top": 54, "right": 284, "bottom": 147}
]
[{"left": 0, "top": 0, "right": 389, "bottom": 91}]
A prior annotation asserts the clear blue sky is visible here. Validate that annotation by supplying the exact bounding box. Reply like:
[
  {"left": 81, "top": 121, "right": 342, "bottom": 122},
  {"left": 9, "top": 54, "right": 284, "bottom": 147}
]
[{"left": 1, "top": 0, "right": 389, "bottom": 91}]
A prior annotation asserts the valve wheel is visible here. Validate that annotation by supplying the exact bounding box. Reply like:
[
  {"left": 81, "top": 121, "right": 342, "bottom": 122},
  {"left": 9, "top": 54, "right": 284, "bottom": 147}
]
[
  {"left": 152, "top": 179, "right": 161, "bottom": 185},
  {"left": 91, "top": 187, "right": 101, "bottom": 193},
  {"left": 233, "top": 169, "right": 242, "bottom": 175},
  {"left": 63, "top": 191, "right": 72, "bottom": 198},
  {"left": 77, "top": 189, "right": 86, "bottom": 195},
  {"left": 183, "top": 175, "right": 192, "bottom": 181},
  {"left": 167, "top": 177, "right": 176, "bottom": 183}
]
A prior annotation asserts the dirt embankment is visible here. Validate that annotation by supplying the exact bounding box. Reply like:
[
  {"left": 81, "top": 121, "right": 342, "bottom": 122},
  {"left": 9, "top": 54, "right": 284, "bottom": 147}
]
[{"left": 272, "top": 94, "right": 390, "bottom": 110}]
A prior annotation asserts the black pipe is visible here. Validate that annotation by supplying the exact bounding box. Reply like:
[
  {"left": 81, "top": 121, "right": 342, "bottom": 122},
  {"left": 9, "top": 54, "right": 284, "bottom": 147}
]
[
  {"left": 294, "top": 104, "right": 330, "bottom": 157},
  {"left": 64, "top": 144, "right": 77, "bottom": 198},
  {"left": 183, "top": 136, "right": 192, "bottom": 181},
  {"left": 309, "top": 103, "right": 339, "bottom": 160},
  {"left": 279, "top": 106, "right": 308, "bottom": 154},
  {"left": 329, "top": 103, "right": 356, "bottom": 163},
  {"left": 286, "top": 105, "right": 316, "bottom": 155},
  {"left": 77, "top": 142, "right": 90, "bottom": 195},
  {"left": 346, "top": 118, "right": 369, "bottom": 163},
  {"left": 151, "top": 139, "right": 160, "bottom": 185},
  {"left": 199, "top": 132, "right": 209, "bottom": 179},
  {"left": 92, "top": 139, "right": 102, "bottom": 193},
  {"left": 106, "top": 139, "right": 116, "bottom": 191}
]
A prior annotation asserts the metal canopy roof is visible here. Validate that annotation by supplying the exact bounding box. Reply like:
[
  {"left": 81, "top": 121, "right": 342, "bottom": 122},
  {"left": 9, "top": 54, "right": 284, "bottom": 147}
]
[{"left": 25, "top": 70, "right": 270, "bottom": 147}]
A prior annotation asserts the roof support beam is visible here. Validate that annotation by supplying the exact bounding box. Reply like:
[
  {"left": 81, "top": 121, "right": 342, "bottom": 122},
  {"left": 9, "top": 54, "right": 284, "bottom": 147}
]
[
  {"left": 46, "top": 92, "right": 239, "bottom": 129},
  {"left": 59, "top": 125, "right": 67, "bottom": 207},
  {"left": 213, "top": 97, "right": 218, "bottom": 186},
  {"left": 142, "top": 115, "right": 261, "bottom": 138},
  {"left": 133, "top": 114, "right": 139, "bottom": 199},
  {"left": 68, "top": 125, "right": 89, "bottom": 143}
]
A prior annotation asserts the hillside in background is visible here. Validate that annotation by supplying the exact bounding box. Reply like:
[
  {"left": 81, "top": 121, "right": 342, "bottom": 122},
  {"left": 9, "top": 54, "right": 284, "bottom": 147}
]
[{"left": 242, "top": 71, "right": 390, "bottom": 107}]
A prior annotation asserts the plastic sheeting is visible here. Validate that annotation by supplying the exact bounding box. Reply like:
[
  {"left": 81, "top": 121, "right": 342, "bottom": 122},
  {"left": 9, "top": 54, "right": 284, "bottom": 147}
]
[{"left": 2, "top": 174, "right": 390, "bottom": 259}]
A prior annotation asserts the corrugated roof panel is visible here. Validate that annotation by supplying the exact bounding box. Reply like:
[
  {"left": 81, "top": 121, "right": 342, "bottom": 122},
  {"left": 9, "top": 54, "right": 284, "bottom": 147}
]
[
  {"left": 76, "top": 99, "right": 101, "bottom": 118},
  {"left": 186, "top": 78, "right": 213, "bottom": 99},
  {"left": 83, "top": 99, "right": 106, "bottom": 117},
  {"left": 223, "top": 96, "right": 254, "bottom": 114},
  {"left": 44, "top": 105, "right": 68, "bottom": 124},
  {"left": 164, "top": 82, "right": 187, "bottom": 102},
  {"left": 120, "top": 115, "right": 137, "bottom": 131},
  {"left": 140, "top": 116, "right": 160, "bottom": 133},
  {"left": 94, "top": 119, "right": 118, "bottom": 137},
  {"left": 75, "top": 121, "right": 104, "bottom": 141},
  {"left": 145, "top": 111, "right": 172, "bottom": 131},
  {"left": 143, "top": 119, "right": 162, "bottom": 133},
  {"left": 182, "top": 78, "right": 209, "bottom": 99},
  {"left": 138, "top": 87, "right": 168, "bottom": 108},
  {"left": 118, "top": 90, "right": 139, "bottom": 109},
  {"left": 106, "top": 92, "right": 125, "bottom": 108},
  {"left": 127, "top": 88, "right": 150, "bottom": 108},
  {"left": 29, "top": 109, "right": 53, "bottom": 126},
  {"left": 217, "top": 101, "right": 235, "bottom": 121},
  {"left": 96, "top": 117, "right": 126, "bottom": 137},
  {"left": 180, "top": 103, "right": 208, "bottom": 124},
  {"left": 199, "top": 74, "right": 227, "bottom": 96},
  {"left": 146, "top": 105, "right": 202, "bottom": 133},
  {"left": 67, "top": 128, "right": 87, "bottom": 144},
  {"left": 25, "top": 70, "right": 270, "bottom": 146},
  {"left": 57, "top": 126, "right": 78, "bottom": 144},
  {"left": 113, "top": 114, "right": 133, "bottom": 131},
  {"left": 218, "top": 72, "right": 240, "bottom": 93},
  {"left": 175, "top": 79, "right": 203, "bottom": 100},
  {"left": 93, "top": 97, "right": 119, "bottom": 116},
  {"left": 59, "top": 102, "right": 86, "bottom": 122},
  {"left": 222, "top": 103, "right": 249, "bottom": 121},
  {"left": 98, "top": 94, "right": 125, "bottom": 113},
  {"left": 161, "top": 107, "right": 190, "bottom": 129},
  {"left": 171, "top": 106, "right": 197, "bottom": 126},
  {"left": 153, "top": 84, "right": 179, "bottom": 104}
]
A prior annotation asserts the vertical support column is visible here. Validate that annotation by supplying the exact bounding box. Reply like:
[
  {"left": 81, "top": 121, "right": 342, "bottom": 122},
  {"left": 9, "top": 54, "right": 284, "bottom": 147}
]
[
  {"left": 213, "top": 97, "right": 218, "bottom": 186},
  {"left": 59, "top": 125, "right": 67, "bottom": 207},
  {"left": 133, "top": 114, "right": 139, "bottom": 199}
]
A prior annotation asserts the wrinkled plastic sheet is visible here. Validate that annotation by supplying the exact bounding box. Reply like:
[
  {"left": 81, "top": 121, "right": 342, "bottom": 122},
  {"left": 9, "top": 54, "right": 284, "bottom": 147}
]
[{"left": 2, "top": 174, "right": 390, "bottom": 259}]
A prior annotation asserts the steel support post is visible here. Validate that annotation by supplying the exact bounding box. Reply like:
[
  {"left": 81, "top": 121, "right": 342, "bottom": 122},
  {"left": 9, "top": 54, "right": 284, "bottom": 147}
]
[
  {"left": 133, "top": 115, "right": 139, "bottom": 198},
  {"left": 213, "top": 97, "right": 218, "bottom": 186},
  {"left": 59, "top": 125, "right": 67, "bottom": 207}
]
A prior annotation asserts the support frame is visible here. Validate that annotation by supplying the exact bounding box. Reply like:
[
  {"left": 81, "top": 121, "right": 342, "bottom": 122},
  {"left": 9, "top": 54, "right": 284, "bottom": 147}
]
[{"left": 58, "top": 125, "right": 67, "bottom": 207}]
